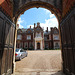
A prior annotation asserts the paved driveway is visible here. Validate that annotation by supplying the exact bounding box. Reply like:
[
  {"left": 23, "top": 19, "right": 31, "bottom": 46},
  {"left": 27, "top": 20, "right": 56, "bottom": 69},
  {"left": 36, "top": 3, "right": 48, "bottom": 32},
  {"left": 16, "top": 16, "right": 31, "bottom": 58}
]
[{"left": 15, "top": 50, "right": 65, "bottom": 75}]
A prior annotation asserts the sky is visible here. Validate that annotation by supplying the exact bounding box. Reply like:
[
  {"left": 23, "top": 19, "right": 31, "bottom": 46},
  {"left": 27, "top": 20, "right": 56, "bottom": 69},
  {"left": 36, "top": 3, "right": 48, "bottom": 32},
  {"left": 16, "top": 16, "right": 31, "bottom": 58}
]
[{"left": 17, "top": 7, "right": 58, "bottom": 31}]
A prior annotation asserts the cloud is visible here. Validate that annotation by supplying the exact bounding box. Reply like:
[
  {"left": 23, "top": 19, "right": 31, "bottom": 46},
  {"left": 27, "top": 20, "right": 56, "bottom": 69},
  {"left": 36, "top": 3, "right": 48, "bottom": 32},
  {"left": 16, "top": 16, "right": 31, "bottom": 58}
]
[
  {"left": 17, "top": 18, "right": 24, "bottom": 28},
  {"left": 43, "top": 9, "right": 51, "bottom": 14},
  {"left": 50, "top": 14, "right": 55, "bottom": 18},
  {"left": 42, "top": 9, "right": 58, "bottom": 31},
  {"left": 27, "top": 15, "right": 58, "bottom": 31},
  {"left": 39, "top": 18, "right": 58, "bottom": 31},
  {"left": 22, "top": 8, "right": 58, "bottom": 31}
]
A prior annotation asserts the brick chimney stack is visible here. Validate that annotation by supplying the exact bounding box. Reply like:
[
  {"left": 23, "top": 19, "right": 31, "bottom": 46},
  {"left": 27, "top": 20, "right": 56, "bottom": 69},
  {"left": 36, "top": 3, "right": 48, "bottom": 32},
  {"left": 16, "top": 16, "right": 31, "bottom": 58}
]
[
  {"left": 34, "top": 23, "right": 36, "bottom": 28},
  {"left": 50, "top": 27, "right": 53, "bottom": 49},
  {"left": 30, "top": 26, "right": 31, "bottom": 29},
  {"left": 51, "top": 27, "right": 53, "bottom": 31},
  {"left": 51, "top": 27, "right": 53, "bottom": 34},
  {"left": 37, "top": 22, "right": 40, "bottom": 27},
  {"left": 47, "top": 27, "right": 48, "bottom": 32}
]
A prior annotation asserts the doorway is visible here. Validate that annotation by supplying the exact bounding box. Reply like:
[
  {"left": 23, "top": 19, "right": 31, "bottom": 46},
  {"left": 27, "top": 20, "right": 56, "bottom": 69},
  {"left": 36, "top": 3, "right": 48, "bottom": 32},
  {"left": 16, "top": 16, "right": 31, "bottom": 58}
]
[{"left": 37, "top": 42, "right": 40, "bottom": 49}]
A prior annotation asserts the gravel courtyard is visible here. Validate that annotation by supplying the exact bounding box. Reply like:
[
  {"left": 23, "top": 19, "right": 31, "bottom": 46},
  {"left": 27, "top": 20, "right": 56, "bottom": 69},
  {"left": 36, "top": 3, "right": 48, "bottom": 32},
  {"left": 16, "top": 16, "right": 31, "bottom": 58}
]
[{"left": 15, "top": 50, "right": 64, "bottom": 75}]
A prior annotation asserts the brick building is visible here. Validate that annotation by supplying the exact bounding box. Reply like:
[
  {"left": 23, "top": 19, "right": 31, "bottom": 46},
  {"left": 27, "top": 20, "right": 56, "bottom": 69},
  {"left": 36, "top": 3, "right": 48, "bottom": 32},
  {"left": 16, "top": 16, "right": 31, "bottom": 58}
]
[{"left": 16, "top": 22, "right": 60, "bottom": 50}]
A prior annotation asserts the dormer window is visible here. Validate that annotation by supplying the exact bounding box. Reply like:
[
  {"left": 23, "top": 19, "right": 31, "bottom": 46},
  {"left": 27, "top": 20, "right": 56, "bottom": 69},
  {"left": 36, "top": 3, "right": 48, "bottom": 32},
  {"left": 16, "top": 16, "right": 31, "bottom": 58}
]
[
  {"left": 44, "top": 37, "right": 47, "bottom": 40},
  {"left": 27, "top": 35, "right": 31, "bottom": 40},
  {"left": 28, "top": 31, "right": 30, "bottom": 33},
  {"left": 54, "top": 30, "right": 58, "bottom": 34},
  {"left": 36, "top": 28, "right": 40, "bottom": 31}
]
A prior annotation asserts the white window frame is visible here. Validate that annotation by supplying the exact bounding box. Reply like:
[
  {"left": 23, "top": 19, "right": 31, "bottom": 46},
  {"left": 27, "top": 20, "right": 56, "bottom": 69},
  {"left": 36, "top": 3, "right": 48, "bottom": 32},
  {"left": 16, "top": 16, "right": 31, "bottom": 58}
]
[
  {"left": 53, "top": 35, "right": 59, "bottom": 40},
  {"left": 17, "top": 35, "right": 22, "bottom": 40},
  {"left": 24, "top": 42, "right": 28, "bottom": 48},
  {"left": 27, "top": 35, "right": 31, "bottom": 40},
  {"left": 36, "top": 32, "right": 41, "bottom": 37}
]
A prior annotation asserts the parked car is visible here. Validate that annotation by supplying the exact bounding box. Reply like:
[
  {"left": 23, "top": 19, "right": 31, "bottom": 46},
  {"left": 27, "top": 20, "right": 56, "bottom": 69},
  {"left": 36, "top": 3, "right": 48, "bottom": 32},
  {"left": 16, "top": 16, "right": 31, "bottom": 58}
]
[{"left": 15, "top": 48, "right": 28, "bottom": 60}]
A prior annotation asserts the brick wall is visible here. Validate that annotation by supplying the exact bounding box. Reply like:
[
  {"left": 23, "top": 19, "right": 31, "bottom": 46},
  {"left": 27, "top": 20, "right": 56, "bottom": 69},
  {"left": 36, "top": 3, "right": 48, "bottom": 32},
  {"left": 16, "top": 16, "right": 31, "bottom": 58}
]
[
  {"left": 63, "top": 0, "right": 75, "bottom": 17},
  {"left": 0, "top": 0, "right": 13, "bottom": 18}
]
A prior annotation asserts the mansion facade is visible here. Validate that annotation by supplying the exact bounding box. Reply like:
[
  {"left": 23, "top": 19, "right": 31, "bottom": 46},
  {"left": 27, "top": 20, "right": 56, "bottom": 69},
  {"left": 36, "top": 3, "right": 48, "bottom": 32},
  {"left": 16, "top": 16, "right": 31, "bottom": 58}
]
[{"left": 16, "top": 22, "right": 60, "bottom": 50}]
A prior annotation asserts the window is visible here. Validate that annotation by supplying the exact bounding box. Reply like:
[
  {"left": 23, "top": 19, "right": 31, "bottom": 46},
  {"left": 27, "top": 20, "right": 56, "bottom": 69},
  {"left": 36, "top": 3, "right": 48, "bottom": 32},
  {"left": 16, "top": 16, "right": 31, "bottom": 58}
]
[
  {"left": 53, "top": 35, "right": 59, "bottom": 40},
  {"left": 20, "top": 43, "right": 23, "bottom": 48},
  {"left": 55, "top": 43, "right": 59, "bottom": 47},
  {"left": 36, "top": 28, "right": 40, "bottom": 31},
  {"left": 17, "top": 35, "right": 22, "bottom": 40},
  {"left": 27, "top": 35, "right": 31, "bottom": 40},
  {"left": 36, "top": 32, "right": 41, "bottom": 37},
  {"left": 44, "top": 37, "right": 47, "bottom": 40},
  {"left": 24, "top": 42, "right": 28, "bottom": 48},
  {"left": 54, "top": 36, "right": 58, "bottom": 40},
  {"left": 20, "top": 49, "right": 24, "bottom": 52},
  {"left": 29, "top": 42, "right": 33, "bottom": 48},
  {"left": 54, "top": 30, "right": 58, "bottom": 34},
  {"left": 28, "top": 31, "right": 30, "bottom": 33},
  {"left": 29, "top": 42, "right": 32, "bottom": 47},
  {"left": 45, "top": 43, "right": 49, "bottom": 49}
]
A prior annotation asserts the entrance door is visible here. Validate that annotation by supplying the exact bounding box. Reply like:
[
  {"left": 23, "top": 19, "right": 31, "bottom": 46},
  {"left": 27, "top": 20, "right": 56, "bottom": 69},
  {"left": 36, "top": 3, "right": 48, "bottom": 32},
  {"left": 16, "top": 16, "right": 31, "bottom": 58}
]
[{"left": 37, "top": 43, "right": 40, "bottom": 49}]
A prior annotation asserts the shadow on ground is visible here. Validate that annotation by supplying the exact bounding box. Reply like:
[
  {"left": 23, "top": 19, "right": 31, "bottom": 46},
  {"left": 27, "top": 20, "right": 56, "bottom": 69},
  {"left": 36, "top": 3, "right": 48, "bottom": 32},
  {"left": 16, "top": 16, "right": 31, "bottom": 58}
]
[{"left": 50, "top": 70, "right": 65, "bottom": 75}]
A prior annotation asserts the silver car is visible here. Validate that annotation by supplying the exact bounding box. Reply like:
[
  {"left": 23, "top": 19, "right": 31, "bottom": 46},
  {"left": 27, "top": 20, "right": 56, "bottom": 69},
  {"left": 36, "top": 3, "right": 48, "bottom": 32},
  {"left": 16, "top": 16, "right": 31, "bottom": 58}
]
[{"left": 15, "top": 48, "right": 28, "bottom": 60}]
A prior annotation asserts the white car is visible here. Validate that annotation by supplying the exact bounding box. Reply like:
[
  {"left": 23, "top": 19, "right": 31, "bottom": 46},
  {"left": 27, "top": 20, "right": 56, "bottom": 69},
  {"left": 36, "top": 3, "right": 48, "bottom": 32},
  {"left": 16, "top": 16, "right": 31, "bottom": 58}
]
[{"left": 15, "top": 48, "right": 28, "bottom": 60}]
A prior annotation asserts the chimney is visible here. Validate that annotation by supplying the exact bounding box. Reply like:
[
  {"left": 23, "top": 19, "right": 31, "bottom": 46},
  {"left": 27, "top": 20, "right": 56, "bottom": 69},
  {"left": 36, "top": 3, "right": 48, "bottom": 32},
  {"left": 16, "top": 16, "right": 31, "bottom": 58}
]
[
  {"left": 51, "top": 27, "right": 53, "bottom": 31},
  {"left": 46, "top": 27, "right": 48, "bottom": 32},
  {"left": 37, "top": 22, "right": 40, "bottom": 26},
  {"left": 50, "top": 27, "right": 53, "bottom": 34},
  {"left": 30, "top": 26, "right": 31, "bottom": 29},
  {"left": 34, "top": 23, "right": 36, "bottom": 28}
]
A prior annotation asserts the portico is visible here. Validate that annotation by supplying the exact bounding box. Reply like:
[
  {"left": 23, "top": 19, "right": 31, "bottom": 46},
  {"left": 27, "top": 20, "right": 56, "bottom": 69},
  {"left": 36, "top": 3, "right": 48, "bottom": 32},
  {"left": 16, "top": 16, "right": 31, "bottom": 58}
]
[{"left": 34, "top": 37, "right": 44, "bottom": 50}]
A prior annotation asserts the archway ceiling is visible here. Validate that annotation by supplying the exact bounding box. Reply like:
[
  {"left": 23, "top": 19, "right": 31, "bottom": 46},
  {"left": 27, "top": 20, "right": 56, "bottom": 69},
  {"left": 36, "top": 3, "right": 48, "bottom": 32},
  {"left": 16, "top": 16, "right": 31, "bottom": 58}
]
[{"left": 13, "top": 0, "right": 62, "bottom": 22}]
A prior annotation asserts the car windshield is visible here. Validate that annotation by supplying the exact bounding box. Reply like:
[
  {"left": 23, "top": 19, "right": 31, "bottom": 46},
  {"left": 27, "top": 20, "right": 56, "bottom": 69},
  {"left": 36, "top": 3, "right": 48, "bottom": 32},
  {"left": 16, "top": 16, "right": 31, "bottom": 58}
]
[{"left": 16, "top": 49, "right": 20, "bottom": 52}]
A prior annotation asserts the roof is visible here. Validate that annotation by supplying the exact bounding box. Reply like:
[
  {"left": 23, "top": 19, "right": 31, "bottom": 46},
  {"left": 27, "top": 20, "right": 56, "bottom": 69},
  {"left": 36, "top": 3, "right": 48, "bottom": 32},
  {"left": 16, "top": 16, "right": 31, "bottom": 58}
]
[
  {"left": 44, "top": 31, "right": 51, "bottom": 35},
  {"left": 17, "top": 27, "right": 59, "bottom": 35}
]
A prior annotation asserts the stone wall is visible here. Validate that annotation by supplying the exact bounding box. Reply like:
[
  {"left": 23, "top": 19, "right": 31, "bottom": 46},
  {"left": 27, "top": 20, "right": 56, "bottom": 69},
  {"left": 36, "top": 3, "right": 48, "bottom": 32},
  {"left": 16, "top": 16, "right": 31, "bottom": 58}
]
[{"left": 13, "top": 0, "right": 62, "bottom": 21}]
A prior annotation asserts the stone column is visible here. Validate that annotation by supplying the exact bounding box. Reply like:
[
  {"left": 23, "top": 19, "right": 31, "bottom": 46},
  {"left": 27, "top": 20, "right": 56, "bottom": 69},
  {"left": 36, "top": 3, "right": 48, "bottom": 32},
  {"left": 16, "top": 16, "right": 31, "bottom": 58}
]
[{"left": 41, "top": 40, "right": 42, "bottom": 50}]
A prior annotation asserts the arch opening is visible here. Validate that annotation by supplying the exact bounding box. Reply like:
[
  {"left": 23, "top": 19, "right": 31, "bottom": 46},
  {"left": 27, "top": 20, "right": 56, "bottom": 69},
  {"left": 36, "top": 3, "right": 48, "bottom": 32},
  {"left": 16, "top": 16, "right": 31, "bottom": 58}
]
[
  {"left": 0, "top": 0, "right": 75, "bottom": 75},
  {"left": 15, "top": 6, "right": 62, "bottom": 75}
]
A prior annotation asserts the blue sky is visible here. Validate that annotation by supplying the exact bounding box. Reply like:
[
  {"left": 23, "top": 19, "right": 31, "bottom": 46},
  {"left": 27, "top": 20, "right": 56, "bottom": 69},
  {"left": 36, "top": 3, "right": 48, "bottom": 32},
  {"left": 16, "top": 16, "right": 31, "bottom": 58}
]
[{"left": 17, "top": 7, "right": 58, "bottom": 31}]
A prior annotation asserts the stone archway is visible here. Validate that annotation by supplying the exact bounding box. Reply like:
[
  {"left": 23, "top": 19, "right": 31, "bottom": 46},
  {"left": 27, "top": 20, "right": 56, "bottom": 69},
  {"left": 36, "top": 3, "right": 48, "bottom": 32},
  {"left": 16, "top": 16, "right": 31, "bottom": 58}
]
[
  {"left": 13, "top": 1, "right": 62, "bottom": 24},
  {"left": 0, "top": 0, "right": 75, "bottom": 75}
]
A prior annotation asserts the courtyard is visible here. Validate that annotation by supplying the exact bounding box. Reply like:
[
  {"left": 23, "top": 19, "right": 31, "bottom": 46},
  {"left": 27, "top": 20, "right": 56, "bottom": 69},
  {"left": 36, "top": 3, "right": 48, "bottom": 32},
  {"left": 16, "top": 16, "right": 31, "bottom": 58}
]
[{"left": 15, "top": 50, "right": 65, "bottom": 75}]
